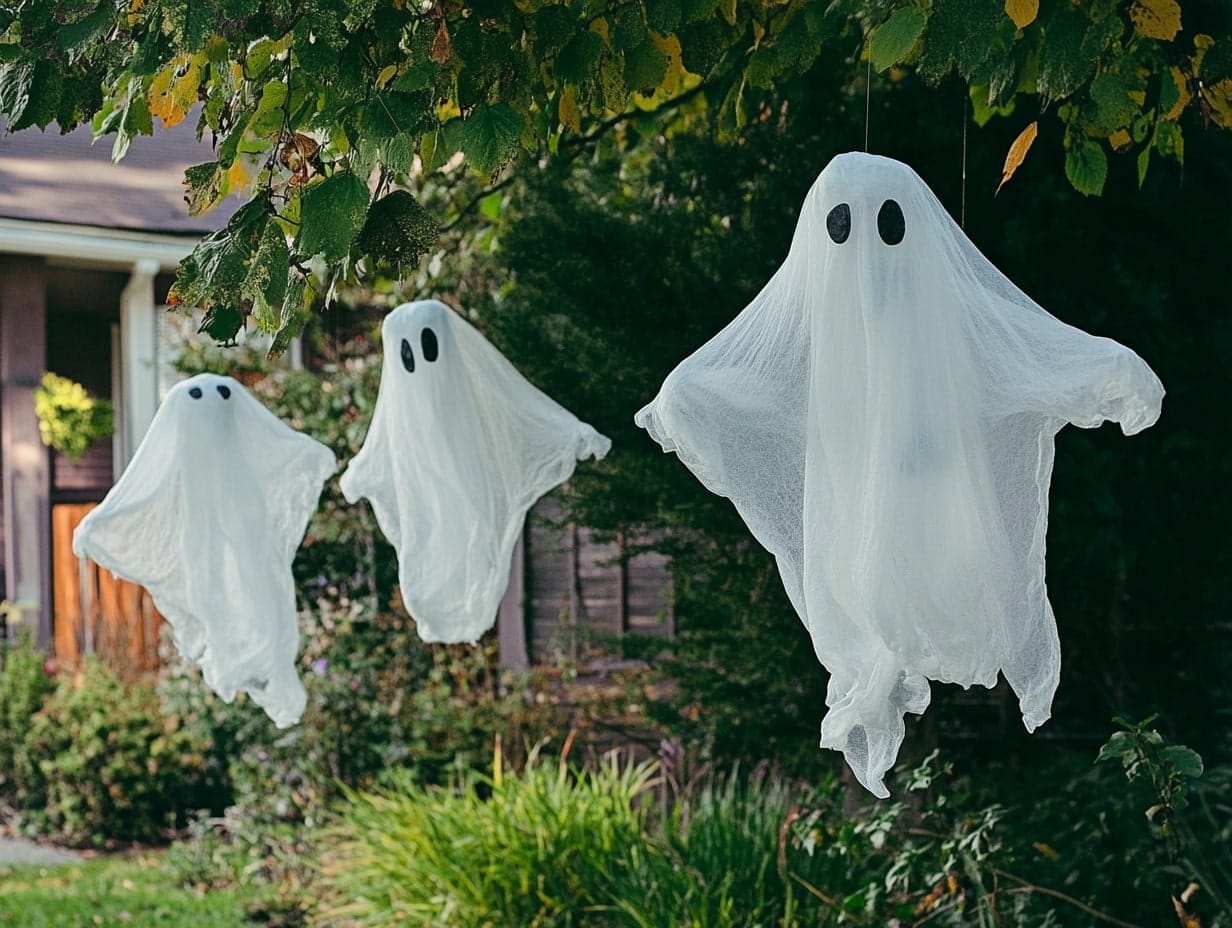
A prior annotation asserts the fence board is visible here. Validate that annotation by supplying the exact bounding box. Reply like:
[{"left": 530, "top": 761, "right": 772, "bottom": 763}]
[{"left": 51, "top": 502, "right": 161, "bottom": 676}]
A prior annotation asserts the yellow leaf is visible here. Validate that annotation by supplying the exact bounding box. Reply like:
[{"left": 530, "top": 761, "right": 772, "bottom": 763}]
[
  {"left": 1130, "top": 0, "right": 1182, "bottom": 41},
  {"left": 590, "top": 16, "right": 610, "bottom": 45},
  {"left": 650, "top": 32, "right": 685, "bottom": 96},
  {"left": 558, "top": 86, "right": 581, "bottom": 133},
  {"left": 1032, "top": 841, "right": 1061, "bottom": 860},
  {"left": 1163, "top": 66, "right": 1191, "bottom": 120},
  {"left": 376, "top": 64, "right": 398, "bottom": 89},
  {"left": 148, "top": 53, "right": 204, "bottom": 129},
  {"left": 1109, "top": 128, "right": 1132, "bottom": 151},
  {"left": 997, "top": 120, "right": 1037, "bottom": 193},
  {"left": 720, "top": 0, "right": 737, "bottom": 27},
  {"left": 127, "top": 0, "right": 145, "bottom": 25},
  {"left": 1004, "top": 0, "right": 1038, "bottom": 29},
  {"left": 1202, "top": 77, "right": 1232, "bottom": 128}
]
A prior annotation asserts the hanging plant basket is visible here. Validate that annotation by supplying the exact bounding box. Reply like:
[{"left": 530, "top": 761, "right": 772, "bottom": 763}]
[{"left": 33, "top": 372, "right": 115, "bottom": 461}]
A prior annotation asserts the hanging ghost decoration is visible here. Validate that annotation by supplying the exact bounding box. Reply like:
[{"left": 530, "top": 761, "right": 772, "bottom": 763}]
[
  {"left": 635, "top": 153, "right": 1164, "bottom": 797},
  {"left": 73, "top": 373, "right": 336, "bottom": 728},
  {"left": 340, "top": 300, "right": 611, "bottom": 644}
]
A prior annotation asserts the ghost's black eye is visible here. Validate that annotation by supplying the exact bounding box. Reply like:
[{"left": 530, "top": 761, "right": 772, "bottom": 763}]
[
  {"left": 421, "top": 327, "right": 439, "bottom": 363},
  {"left": 188, "top": 386, "right": 203, "bottom": 399},
  {"left": 878, "top": 199, "right": 905, "bottom": 245},
  {"left": 400, "top": 337, "right": 415, "bottom": 373},
  {"left": 217, "top": 384, "right": 231, "bottom": 399},
  {"left": 826, "top": 203, "right": 851, "bottom": 244}
]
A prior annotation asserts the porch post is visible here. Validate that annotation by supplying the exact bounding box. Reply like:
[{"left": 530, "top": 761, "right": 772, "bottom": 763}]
[
  {"left": 0, "top": 256, "right": 52, "bottom": 645},
  {"left": 117, "top": 259, "right": 161, "bottom": 471}
]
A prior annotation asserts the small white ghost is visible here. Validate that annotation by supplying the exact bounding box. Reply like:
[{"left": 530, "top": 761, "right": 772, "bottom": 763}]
[
  {"left": 340, "top": 300, "right": 611, "bottom": 644},
  {"left": 73, "top": 373, "right": 336, "bottom": 728},
  {"left": 636, "top": 153, "right": 1164, "bottom": 797}
]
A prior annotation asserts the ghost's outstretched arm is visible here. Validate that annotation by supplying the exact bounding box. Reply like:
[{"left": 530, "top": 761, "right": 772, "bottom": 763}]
[{"left": 977, "top": 299, "right": 1164, "bottom": 435}]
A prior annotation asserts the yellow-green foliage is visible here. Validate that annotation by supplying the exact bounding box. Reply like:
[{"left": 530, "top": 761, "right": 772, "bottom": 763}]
[{"left": 33, "top": 372, "right": 114, "bottom": 460}]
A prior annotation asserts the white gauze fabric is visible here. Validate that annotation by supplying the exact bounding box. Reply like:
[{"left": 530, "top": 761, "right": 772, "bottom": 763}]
[
  {"left": 340, "top": 300, "right": 611, "bottom": 644},
  {"left": 635, "top": 152, "right": 1164, "bottom": 797},
  {"left": 73, "top": 373, "right": 336, "bottom": 728}
]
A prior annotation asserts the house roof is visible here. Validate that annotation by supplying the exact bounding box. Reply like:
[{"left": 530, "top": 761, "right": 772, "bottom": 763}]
[{"left": 0, "top": 115, "right": 239, "bottom": 235}]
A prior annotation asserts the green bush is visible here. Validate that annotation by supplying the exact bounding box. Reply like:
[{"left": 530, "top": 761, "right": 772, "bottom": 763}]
[
  {"left": 17, "top": 658, "right": 212, "bottom": 846},
  {"left": 316, "top": 749, "right": 664, "bottom": 928},
  {"left": 313, "top": 736, "right": 1232, "bottom": 928},
  {"left": 0, "top": 628, "right": 55, "bottom": 798}
]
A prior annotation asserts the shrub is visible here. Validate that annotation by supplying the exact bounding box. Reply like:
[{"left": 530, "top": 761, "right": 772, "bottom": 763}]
[
  {"left": 17, "top": 658, "right": 212, "bottom": 846},
  {"left": 316, "top": 748, "right": 663, "bottom": 928},
  {"left": 0, "top": 627, "right": 56, "bottom": 799}
]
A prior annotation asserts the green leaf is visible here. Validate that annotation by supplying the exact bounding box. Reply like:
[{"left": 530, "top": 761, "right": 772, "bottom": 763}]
[
  {"left": 183, "top": 161, "right": 224, "bottom": 216},
  {"left": 55, "top": 5, "right": 111, "bottom": 64},
  {"left": 250, "top": 80, "right": 288, "bottom": 137},
  {"left": 678, "top": 20, "right": 726, "bottom": 76},
  {"left": 12, "top": 59, "right": 62, "bottom": 131},
  {"left": 534, "top": 5, "right": 577, "bottom": 56},
  {"left": 1065, "top": 138, "right": 1108, "bottom": 195},
  {"left": 624, "top": 38, "right": 669, "bottom": 92},
  {"left": 870, "top": 6, "right": 926, "bottom": 72},
  {"left": 1161, "top": 745, "right": 1204, "bottom": 778},
  {"left": 176, "top": 198, "right": 272, "bottom": 330},
  {"left": 1095, "top": 730, "right": 1135, "bottom": 764},
  {"left": 918, "top": 0, "right": 1005, "bottom": 82},
  {"left": 269, "top": 275, "right": 309, "bottom": 359},
  {"left": 53, "top": 0, "right": 100, "bottom": 26},
  {"left": 295, "top": 172, "right": 371, "bottom": 262},
  {"left": 460, "top": 103, "right": 525, "bottom": 174},
  {"left": 555, "top": 31, "right": 603, "bottom": 84},
  {"left": 245, "top": 221, "right": 290, "bottom": 328},
  {"left": 1038, "top": 7, "right": 1095, "bottom": 101},
  {"left": 364, "top": 91, "right": 434, "bottom": 140},
  {"left": 646, "top": 0, "right": 682, "bottom": 35},
  {"left": 1089, "top": 72, "right": 1137, "bottom": 131},
  {"left": 357, "top": 190, "right": 438, "bottom": 269},
  {"left": 0, "top": 62, "right": 34, "bottom": 123},
  {"left": 198, "top": 305, "right": 244, "bottom": 344}
]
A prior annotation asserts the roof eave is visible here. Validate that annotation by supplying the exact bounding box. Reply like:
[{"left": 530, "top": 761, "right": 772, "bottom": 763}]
[{"left": 0, "top": 217, "right": 202, "bottom": 272}]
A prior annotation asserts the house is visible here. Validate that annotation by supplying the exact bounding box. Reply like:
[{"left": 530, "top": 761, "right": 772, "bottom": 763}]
[{"left": 0, "top": 120, "right": 671, "bottom": 670}]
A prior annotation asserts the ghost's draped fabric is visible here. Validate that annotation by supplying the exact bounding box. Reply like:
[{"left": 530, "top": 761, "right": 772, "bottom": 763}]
[
  {"left": 340, "top": 300, "right": 611, "bottom": 644},
  {"left": 635, "top": 152, "right": 1164, "bottom": 797},
  {"left": 73, "top": 374, "right": 336, "bottom": 728}
]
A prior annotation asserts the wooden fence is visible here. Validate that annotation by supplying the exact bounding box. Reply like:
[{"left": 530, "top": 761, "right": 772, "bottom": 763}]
[{"left": 51, "top": 502, "right": 162, "bottom": 677}]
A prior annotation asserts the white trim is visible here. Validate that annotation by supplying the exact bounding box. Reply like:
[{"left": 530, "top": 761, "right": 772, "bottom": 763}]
[{"left": 0, "top": 217, "right": 200, "bottom": 271}]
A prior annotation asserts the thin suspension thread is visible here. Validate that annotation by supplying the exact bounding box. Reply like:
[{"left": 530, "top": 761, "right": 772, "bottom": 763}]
[
  {"left": 961, "top": 93, "right": 968, "bottom": 228},
  {"left": 864, "top": 48, "right": 872, "bottom": 152}
]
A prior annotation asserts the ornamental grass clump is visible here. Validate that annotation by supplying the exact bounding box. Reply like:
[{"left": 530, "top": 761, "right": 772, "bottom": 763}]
[{"left": 316, "top": 745, "right": 661, "bottom": 928}]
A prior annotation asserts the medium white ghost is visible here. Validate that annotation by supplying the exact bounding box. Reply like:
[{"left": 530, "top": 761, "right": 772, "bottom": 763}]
[
  {"left": 340, "top": 300, "right": 611, "bottom": 644},
  {"left": 635, "top": 152, "right": 1164, "bottom": 797},
  {"left": 73, "top": 373, "right": 336, "bottom": 728}
]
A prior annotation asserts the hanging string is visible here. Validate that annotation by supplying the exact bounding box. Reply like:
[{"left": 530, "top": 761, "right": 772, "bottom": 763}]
[
  {"left": 864, "top": 46, "right": 872, "bottom": 152},
  {"left": 960, "top": 92, "right": 968, "bottom": 229}
]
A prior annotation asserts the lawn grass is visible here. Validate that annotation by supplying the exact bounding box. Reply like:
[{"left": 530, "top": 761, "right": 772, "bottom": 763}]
[{"left": 0, "top": 853, "right": 253, "bottom": 928}]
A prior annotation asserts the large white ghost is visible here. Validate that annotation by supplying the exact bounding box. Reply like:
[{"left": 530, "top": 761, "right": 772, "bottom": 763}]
[
  {"left": 340, "top": 300, "right": 611, "bottom": 644},
  {"left": 635, "top": 152, "right": 1164, "bottom": 797},
  {"left": 73, "top": 373, "right": 336, "bottom": 728}
]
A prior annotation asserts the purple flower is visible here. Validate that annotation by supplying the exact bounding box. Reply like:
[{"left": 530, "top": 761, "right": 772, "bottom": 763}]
[{"left": 312, "top": 658, "right": 329, "bottom": 677}]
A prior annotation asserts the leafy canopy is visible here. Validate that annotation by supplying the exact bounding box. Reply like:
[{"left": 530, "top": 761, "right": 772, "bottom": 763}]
[{"left": 0, "top": 0, "right": 1229, "bottom": 347}]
